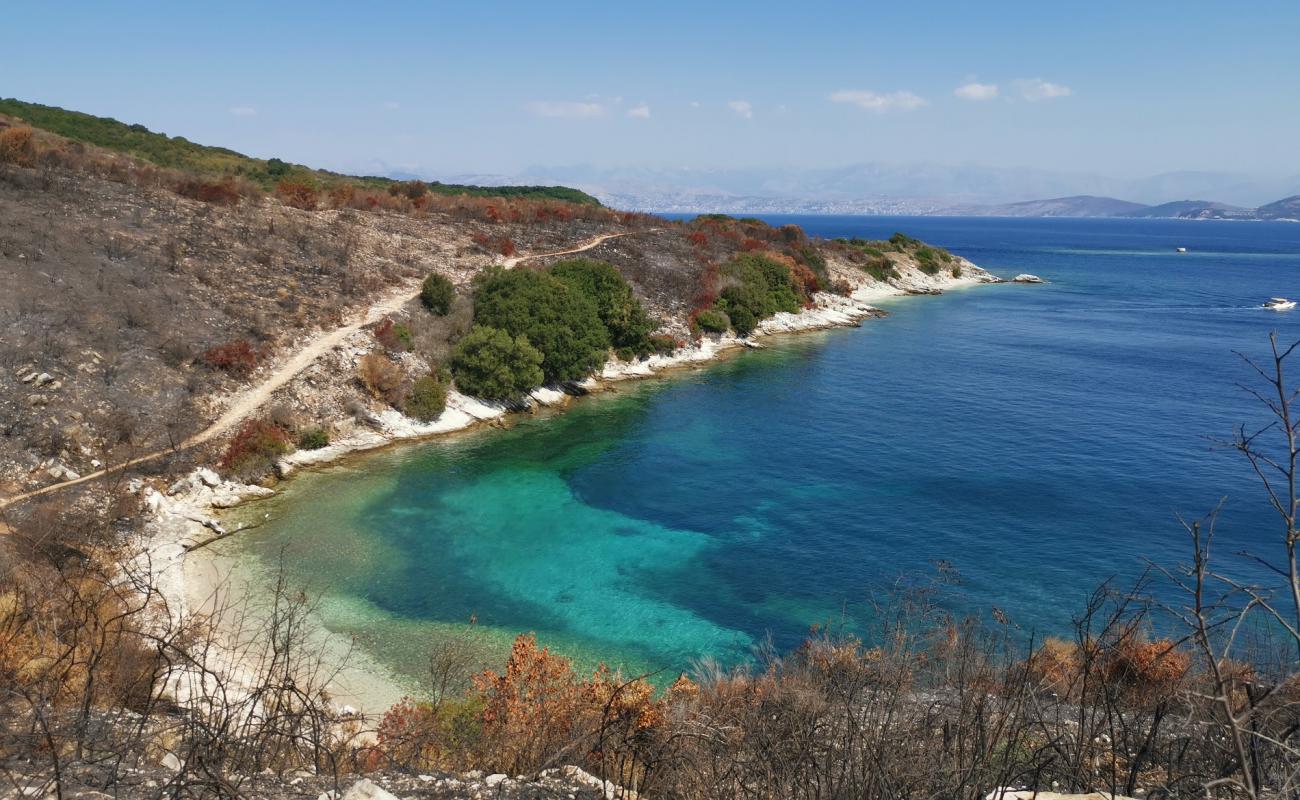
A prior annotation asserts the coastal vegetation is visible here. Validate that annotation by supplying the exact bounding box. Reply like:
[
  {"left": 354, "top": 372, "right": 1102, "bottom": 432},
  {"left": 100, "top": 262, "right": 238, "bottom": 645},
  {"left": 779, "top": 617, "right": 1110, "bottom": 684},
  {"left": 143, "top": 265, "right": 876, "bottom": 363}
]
[
  {"left": 550, "top": 258, "right": 656, "bottom": 358},
  {"left": 450, "top": 326, "right": 546, "bottom": 401},
  {"left": 405, "top": 374, "right": 449, "bottom": 422},
  {"left": 470, "top": 268, "right": 610, "bottom": 384},
  {"left": 0, "top": 97, "right": 1112, "bottom": 798}
]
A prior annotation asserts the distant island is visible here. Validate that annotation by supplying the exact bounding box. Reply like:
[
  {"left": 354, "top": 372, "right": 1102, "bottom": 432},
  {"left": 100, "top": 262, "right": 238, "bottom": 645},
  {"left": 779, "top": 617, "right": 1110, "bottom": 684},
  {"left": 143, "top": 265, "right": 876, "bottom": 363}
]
[{"left": 949, "top": 193, "right": 1300, "bottom": 221}]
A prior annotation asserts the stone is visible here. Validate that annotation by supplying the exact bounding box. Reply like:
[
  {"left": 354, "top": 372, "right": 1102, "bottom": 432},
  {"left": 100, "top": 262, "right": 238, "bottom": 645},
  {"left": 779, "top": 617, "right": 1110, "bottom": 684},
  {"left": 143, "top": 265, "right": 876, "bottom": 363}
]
[
  {"left": 196, "top": 467, "right": 221, "bottom": 487},
  {"left": 485, "top": 773, "right": 508, "bottom": 787},
  {"left": 339, "top": 780, "right": 400, "bottom": 800},
  {"left": 160, "top": 752, "right": 183, "bottom": 772},
  {"left": 34, "top": 372, "right": 54, "bottom": 386},
  {"left": 1011, "top": 273, "right": 1045, "bottom": 284}
]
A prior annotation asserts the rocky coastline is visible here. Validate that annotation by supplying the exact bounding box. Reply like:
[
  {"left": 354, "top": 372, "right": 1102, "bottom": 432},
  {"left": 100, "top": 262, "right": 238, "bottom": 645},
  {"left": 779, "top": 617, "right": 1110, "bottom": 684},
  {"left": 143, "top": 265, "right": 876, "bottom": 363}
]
[{"left": 135, "top": 256, "right": 1003, "bottom": 716}]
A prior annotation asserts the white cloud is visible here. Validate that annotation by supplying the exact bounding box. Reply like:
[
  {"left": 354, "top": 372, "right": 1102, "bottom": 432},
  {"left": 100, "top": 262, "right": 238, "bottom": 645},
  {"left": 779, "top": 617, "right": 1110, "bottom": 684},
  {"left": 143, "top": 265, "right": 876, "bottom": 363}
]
[
  {"left": 229, "top": 106, "right": 257, "bottom": 117},
  {"left": 526, "top": 100, "right": 604, "bottom": 118},
  {"left": 828, "top": 89, "right": 927, "bottom": 113},
  {"left": 626, "top": 103, "right": 651, "bottom": 119},
  {"left": 954, "top": 81, "right": 999, "bottom": 101},
  {"left": 728, "top": 99, "right": 754, "bottom": 119},
  {"left": 1014, "top": 78, "right": 1072, "bottom": 101}
]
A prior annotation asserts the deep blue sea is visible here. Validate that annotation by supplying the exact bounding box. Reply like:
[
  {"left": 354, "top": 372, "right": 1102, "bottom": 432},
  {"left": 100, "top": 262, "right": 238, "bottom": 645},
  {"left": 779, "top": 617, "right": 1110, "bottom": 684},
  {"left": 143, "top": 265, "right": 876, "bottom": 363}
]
[{"left": 220, "top": 216, "right": 1300, "bottom": 681}]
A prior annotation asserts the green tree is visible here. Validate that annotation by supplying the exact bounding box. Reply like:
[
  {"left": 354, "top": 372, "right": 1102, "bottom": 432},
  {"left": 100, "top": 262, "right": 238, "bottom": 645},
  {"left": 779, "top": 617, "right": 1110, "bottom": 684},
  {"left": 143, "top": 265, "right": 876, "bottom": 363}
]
[
  {"left": 472, "top": 268, "right": 609, "bottom": 383},
  {"left": 549, "top": 259, "right": 654, "bottom": 353},
  {"left": 450, "top": 326, "right": 545, "bottom": 401},
  {"left": 421, "top": 273, "right": 455, "bottom": 315}
]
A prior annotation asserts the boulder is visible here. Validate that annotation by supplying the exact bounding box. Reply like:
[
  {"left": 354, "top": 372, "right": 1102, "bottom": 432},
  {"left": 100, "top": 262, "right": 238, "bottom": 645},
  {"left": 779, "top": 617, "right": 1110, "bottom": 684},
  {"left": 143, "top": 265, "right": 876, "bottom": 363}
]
[
  {"left": 1012, "top": 274, "right": 1045, "bottom": 284},
  {"left": 196, "top": 468, "right": 221, "bottom": 487},
  {"left": 339, "top": 779, "right": 400, "bottom": 800}
]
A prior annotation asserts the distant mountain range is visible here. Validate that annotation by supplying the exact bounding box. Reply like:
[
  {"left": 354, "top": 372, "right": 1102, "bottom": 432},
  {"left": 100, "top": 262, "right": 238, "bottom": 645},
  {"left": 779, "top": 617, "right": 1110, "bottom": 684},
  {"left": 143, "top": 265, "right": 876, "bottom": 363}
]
[
  {"left": 400, "top": 162, "right": 1300, "bottom": 217},
  {"left": 952, "top": 194, "right": 1300, "bottom": 221},
  {"left": 950, "top": 194, "right": 1300, "bottom": 220}
]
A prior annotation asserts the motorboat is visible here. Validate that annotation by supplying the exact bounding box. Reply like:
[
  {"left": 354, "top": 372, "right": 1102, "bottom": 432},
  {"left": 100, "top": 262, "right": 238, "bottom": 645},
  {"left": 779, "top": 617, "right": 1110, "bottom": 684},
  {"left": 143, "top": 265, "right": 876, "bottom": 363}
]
[
  {"left": 1263, "top": 297, "right": 1296, "bottom": 311},
  {"left": 1175, "top": 247, "right": 1187, "bottom": 253}
]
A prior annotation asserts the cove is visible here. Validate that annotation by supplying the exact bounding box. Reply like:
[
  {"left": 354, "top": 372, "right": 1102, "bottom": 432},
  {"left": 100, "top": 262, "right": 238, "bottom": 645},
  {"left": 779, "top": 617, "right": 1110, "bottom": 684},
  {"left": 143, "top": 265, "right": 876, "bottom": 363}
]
[{"left": 213, "top": 216, "right": 1300, "bottom": 686}]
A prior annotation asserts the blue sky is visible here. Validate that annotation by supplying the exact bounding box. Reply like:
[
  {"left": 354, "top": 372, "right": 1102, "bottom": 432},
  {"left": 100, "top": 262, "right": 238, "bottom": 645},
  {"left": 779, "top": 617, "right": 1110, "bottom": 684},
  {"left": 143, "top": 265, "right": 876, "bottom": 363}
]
[{"left": 5, "top": 1, "right": 1298, "bottom": 178}]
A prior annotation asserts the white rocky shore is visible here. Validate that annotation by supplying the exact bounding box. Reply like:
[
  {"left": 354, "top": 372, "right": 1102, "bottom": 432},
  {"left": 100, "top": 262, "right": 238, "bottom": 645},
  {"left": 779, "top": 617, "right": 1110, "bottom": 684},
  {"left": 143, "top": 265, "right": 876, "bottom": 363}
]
[{"left": 136, "top": 257, "right": 1002, "bottom": 717}]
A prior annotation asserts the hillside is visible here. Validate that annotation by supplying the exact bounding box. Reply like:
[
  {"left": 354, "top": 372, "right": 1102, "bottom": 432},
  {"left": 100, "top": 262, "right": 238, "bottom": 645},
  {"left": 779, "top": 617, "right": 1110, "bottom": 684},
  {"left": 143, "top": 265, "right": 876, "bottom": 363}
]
[
  {"left": 0, "top": 97, "right": 601, "bottom": 204},
  {"left": 962, "top": 195, "right": 1149, "bottom": 217},
  {"left": 946, "top": 193, "right": 1300, "bottom": 220},
  {"left": 0, "top": 108, "right": 989, "bottom": 514},
  {"left": 1123, "top": 199, "right": 1253, "bottom": 220},
  {"left": 1257, "top": 194, "right": 1300, "bottom": 220}
]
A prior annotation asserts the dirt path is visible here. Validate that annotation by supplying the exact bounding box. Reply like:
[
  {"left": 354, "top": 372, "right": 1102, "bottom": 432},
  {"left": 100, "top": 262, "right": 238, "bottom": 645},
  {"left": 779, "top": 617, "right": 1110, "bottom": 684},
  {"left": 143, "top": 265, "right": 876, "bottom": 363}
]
[{"left": 0, "top": 231, "right": 636, "bottom": 512}]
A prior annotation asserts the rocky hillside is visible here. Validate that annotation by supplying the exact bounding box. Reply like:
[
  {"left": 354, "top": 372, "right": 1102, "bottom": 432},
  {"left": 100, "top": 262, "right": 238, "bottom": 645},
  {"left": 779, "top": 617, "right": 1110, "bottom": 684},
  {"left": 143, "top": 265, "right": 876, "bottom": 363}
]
[{"left": 0, "top": 106, "right": 992, "bottom": 547}]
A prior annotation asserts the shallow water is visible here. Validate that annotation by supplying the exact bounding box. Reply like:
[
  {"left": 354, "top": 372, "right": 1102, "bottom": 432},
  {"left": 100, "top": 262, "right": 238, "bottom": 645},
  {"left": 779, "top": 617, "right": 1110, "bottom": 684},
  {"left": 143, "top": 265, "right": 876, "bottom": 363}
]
[{"left": 216, "top": 216, "right": 1300, "bottom": 684}]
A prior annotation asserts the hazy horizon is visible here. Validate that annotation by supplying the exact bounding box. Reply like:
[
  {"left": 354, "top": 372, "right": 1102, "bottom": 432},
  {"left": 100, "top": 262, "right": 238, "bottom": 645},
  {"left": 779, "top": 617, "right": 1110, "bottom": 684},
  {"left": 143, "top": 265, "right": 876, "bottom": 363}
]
[{"left": 7, "top": 1, "right": 1298, "bottom": 190}]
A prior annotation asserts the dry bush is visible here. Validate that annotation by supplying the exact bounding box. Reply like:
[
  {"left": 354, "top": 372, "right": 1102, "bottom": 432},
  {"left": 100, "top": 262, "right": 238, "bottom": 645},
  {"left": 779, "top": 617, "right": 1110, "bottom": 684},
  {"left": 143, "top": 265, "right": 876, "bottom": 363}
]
[
  {"left": 219, "top": 418, "right": 293, "bottom": 479},
  {"left": 275, "top": 178, "right": 319, "bottom": 210},
  {"left": 0, "top": 125, "right": 37, "bottom": 167},
  {"left": 174, "top": 175, "right": 242, "bottom": 206},
  {"left": 201, "top": 338, "right": 261, "bottom": 378},
  {"left": 358, "top": 352, "right": 407, "bottom": 408}
]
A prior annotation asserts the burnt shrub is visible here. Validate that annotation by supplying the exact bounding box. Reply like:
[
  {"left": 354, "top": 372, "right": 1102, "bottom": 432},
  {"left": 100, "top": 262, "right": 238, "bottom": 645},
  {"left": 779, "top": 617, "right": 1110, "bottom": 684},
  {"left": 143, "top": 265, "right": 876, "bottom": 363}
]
[
  {"left": 201, "top": 339, "right": 260, "bottom": 378},
  {"left": 374, "top": 318, "right": 413, "bottom": 352},
  {"left": 358, "top": 352, "right": 408, "bottom": 407},
  {"left": 0, "top": 126, "right": 39, "bottom": 166},
  {"left": 276, "top": 178, "right": 319, "bottom": 210},
  {"left": 220, "top": 419, "right": 294, "bottom": 479},
  {"left": 174, "top": 176, "right": 241, "bottom": 206}
]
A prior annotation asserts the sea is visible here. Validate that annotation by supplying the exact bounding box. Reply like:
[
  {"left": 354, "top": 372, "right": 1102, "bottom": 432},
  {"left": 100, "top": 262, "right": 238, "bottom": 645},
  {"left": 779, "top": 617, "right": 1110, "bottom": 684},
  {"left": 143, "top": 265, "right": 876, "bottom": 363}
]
[{"left": 213, "top": 215, "right": 1300, "bottom": 684}]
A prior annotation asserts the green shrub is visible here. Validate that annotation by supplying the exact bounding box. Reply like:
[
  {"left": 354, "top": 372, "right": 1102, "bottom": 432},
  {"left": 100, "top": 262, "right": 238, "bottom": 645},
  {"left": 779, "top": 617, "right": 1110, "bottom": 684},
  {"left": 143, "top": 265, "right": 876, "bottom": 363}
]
[
  {"left": 720, "top": 293, "right": 759, "bottom": 336},
  {"left": 889, "top": 232, "right": 921, "bottom": 250},
  {"left": 914, "top": 246, "right": 942, "bottom": 275},
  {"left": 550, "top": 259, "right": 654, "bottom": 354},
  {"left": 472, "top": 268, "right": 609, "bottom": 383},
  {"left": 862, "top": 256, "right": 897, "bottom": 283},
  {"left": 297, "top": 427, "right": 330, "bottom": 450},
  {"left": 710, "top": 253, "right": 801, "bottom": 337},
  {"left": 405, "top": 374, "right": 448, "bottom": 421},
  {"left": 450, "top": 325, "right": 546, "bottom": 401},
  {"left": 648, "top": 334, "right": 679, "bottom": 354},
  {"left": 421, "top": 273, "right": 455, "bottom": 315},
  {"left": 694, "top": 308, "right": 731, "bottom": 333}
]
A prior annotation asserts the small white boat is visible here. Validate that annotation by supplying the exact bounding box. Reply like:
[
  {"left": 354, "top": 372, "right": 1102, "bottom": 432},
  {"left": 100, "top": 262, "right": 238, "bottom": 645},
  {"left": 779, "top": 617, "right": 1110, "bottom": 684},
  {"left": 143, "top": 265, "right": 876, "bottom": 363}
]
[
  {"left": 1175, "top": 247, "right": 1187, "bottom": 253},
  {"left": 1263, "top": 297, "right": 1296, "bottom": 311}
]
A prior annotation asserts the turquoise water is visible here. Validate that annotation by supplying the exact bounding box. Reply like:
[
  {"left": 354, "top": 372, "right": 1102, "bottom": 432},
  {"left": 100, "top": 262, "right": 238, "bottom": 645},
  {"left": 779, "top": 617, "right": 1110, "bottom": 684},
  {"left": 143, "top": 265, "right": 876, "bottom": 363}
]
[{"left": 220, "top": 216, "right": 1300, "bottom": 682}]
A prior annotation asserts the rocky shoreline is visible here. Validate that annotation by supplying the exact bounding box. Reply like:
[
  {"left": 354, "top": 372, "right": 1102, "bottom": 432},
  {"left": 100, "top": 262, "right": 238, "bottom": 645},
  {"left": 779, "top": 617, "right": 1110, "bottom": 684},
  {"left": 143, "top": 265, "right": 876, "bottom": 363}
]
[{"left": 139, "top": 258, "right": 1003, "bottom": 715}]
